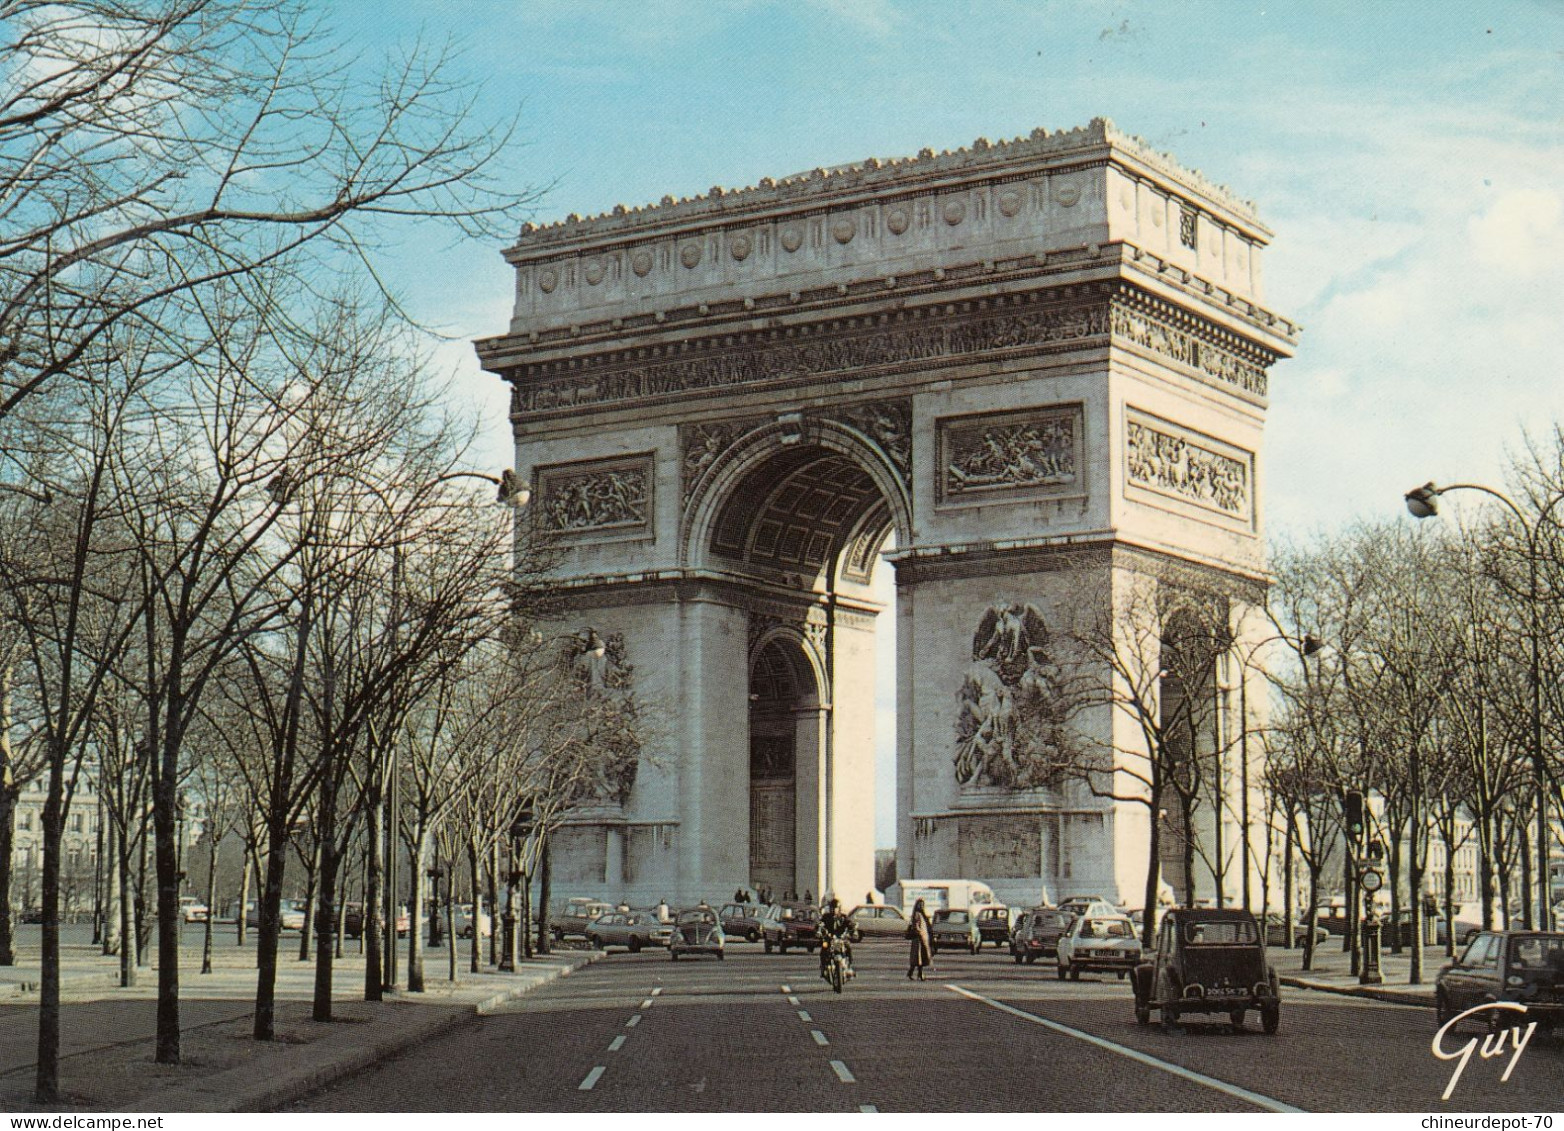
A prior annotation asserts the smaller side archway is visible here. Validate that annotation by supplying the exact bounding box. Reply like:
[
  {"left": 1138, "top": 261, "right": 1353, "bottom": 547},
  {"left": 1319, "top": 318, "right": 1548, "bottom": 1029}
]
[{"left": 747, "top": 630, "right": 827, "bottom": 900}]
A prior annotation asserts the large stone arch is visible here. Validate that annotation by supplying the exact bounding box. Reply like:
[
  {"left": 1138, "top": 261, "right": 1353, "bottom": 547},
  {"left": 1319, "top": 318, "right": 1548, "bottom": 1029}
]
[{"left": 680, "top": 415, "right": 913, "bottom": 581}]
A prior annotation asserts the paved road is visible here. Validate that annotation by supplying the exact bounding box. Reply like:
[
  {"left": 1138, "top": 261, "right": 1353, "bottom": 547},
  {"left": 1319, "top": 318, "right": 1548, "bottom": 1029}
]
[{"left": 290, "top": 942, "right": 1564, "bottom": 1112}]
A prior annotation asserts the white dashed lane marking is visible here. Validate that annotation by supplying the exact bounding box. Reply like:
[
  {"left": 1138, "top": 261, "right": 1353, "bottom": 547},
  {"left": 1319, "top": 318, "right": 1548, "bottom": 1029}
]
[
  {"left": 608, "top": 1035, "right": 625, "bottom": 1052},
  {"left": 786, "top": 995, "right": 800, "bottom": 1005},
  {"left": 797, "top": 1009, "right": 812, "bottom": 1022},
  {"left": 625, "top": 1014, "right": 641, "bottom": 1028},
  {"left": 639, "top": 998, "right": 653, "bottom": 1009},
  {"left": 859, "top": 1105, "right": 878, "bottom": 1113},
  {"left": 579, "top": 1066, "right": 605, "bottom": 1091},
  {"left": 810, "top": 1030, "right": 829, "bottom": 1046},
  {"left": 651, "top": 987, "right": 662, "bottom": 996},
  {"left": 830, "top": 1060, "right": 857, "bottom": 1084}
]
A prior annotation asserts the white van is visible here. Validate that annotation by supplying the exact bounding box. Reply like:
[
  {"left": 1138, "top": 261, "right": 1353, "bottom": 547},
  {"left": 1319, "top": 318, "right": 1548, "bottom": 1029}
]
[{"left": 886, "top": 878, "right": 999, "bottom": 913}]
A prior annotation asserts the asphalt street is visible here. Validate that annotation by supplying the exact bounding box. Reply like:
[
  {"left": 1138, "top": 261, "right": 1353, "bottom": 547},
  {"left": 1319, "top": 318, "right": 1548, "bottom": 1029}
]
[{"left": 290, "top": 940, "right": 1564, "bottom": 1112}]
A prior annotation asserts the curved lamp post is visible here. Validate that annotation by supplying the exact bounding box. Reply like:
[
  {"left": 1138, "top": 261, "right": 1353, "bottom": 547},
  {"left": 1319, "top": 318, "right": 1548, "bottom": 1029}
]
[{"left": 1405, "top": 480, "right": 1562, "bottom": 931}]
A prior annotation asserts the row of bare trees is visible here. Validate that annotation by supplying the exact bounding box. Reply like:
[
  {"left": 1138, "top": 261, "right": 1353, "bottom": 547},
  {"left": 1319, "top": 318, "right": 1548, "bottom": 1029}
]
[{"left": 0, "top": 0, "right": 651, "bottom": 1105}]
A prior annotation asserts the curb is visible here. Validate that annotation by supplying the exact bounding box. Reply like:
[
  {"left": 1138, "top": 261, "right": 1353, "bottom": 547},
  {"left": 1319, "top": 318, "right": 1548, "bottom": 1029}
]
[
  {"left": 1279, "top": 975, "right": 1433, "bottom": 1008},
  {"left": 234, "top": 951, "right": 601, "bottom": 1113}
]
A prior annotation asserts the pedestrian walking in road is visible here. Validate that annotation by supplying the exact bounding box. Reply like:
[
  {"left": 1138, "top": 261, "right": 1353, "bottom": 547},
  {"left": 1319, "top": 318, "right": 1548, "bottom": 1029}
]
[
  {"left": 803, "top": 889, "right": 812, "bottom": 904},
  {"left": 907, "top": 898, "right": 932, "bottom": 980}
]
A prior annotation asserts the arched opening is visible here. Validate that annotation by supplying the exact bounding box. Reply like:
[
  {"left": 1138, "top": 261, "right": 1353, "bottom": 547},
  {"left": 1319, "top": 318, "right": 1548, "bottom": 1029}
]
[{"left": 748, "top": 636, "right": 818, "bottom": 896}]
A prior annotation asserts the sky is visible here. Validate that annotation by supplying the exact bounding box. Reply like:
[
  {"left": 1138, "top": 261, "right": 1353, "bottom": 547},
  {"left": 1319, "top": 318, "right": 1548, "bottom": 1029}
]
[{"left": 342, "top": 0, "right": 1564, "bottom": 848}]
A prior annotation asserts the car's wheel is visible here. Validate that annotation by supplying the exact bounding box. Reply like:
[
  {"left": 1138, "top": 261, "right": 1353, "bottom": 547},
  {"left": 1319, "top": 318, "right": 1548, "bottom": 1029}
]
[
  {"left": 747, "top": 929, "right": 760, "bottom": 943},
  {"left": 1435, "top": 988, "right": 1454, "bottom": 1027},
  {"left": 1135, "top": 1001, "right": 1151, "bottom": 1027},
  {"left": 931, "top": 944, "right": 940, "bottom": 955},
  {"left": 1013, "top": 951, "right": 1023, "bottom": 965},
  {"left": 1261, "top": 1002, "right": 1280, "bottom": 1034},
  {"left": 1118, "top": 971, "right": 1127, "bottom": 980},
  {"left": 1068, "top": 964, "right": 1080, "bottom": 981},
  {"left": 1025, "top": 954, "right": 1037, "bottom": 965},
  {"left": 764, "top": 939, "right": 773, "bottom": 954},
  {"left": 630, "top": 938, "right": 642, "bottom": 954},
  {"left": 1162, "top": 1007, "right": 1181, "bottom": 1034},
  {"left": 671, "top": 950, "right": 679, "bottom": 961},
  {"left": 968, "top": 940, "right": 978, "bottom": 955},
  {"left": 588, "top": 934, "right": 601, "bottom": 949},
  {"left": 718, "top": 949, "right": 725, "bottom": 961},
  {"left": 1229, "top": 1009, "right": 1245, "bottom": 1030},
  {"left": 779, "top": 944, "right": 788, "bottom": 954}
]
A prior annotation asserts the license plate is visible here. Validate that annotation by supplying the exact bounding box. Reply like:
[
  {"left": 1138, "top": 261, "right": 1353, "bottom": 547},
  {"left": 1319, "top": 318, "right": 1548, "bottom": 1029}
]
[{"left": 1206, "top": 986, "right": 1245, "bottom": 997}]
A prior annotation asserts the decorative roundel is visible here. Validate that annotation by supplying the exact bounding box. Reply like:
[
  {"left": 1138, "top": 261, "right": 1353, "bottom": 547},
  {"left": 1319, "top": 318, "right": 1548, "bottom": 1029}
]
[
  {"left": 885, "top": 207, "right": 910, "bottom": 235},
  {"left": 1055, "top": 184, "right": 1081, "bottom": 207},
  {"left": 780, "top": 225, "right": 804, "bottom": 253},
  {"left": 583, "top": 259, "right": 605, "bottom": 286},
  {"left": 943, "top": 199, "right": 966, "bottom": 226},
  {"left": 730, "top": 233, "right": 752, "bottom": 261},
  {"left": 679, "top": 242, "right": 702, "bottom": 269},
  {"left": 998, "top": 190, "right": 1022, "bottom": 218},
  {"left": 631, "top": 249, "right": 653, "bottom": 276},
  {"left": 832, "top": 218, "right": 856, "bottom": 244},
  {"left": 538, "top": 267, "right": 558, "bottom": 294}
]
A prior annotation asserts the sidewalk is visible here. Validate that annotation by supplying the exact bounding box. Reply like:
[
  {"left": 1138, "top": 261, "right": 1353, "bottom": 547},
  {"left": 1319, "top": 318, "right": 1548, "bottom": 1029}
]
[
  {"left": 0, "top": 932, "right": 597, "bottom": 1113},
  {"left": 1272, "top": 937, "right": 1447, "bottom": 1007}
]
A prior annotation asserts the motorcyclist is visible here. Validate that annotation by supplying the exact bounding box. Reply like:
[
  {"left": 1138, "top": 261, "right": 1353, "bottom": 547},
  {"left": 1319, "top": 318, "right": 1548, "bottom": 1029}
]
[{"left": 817, "top": 897, "right": 853, "bottom": 980}]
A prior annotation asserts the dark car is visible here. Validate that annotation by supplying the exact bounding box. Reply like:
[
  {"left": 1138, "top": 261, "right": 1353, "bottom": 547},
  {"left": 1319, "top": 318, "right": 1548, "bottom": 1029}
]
[
  {"left": 719, "top": 902, "right": 766, "bottom": 942},
  {"left": 1436, "top": 931, "right": 1564, "bottom": 1032},
  {"left": 1132, "top": 908, "right": 1280, "bottom": 1034},
  {"left": 586, "top": 910, "right": 673, "bottom": 953},
  {"left": 761, "top": 903, "right": 819, "bottom": 954},
  {"left": 1010, "top": 907, "right": 1071, "bottom": 965},
  {"left": 670, "top": 906, "right": 726, "bottom": 961},
  {"left": 344, "top": 903, "right": 409, "bottom": 939},
  {"left": 929, "top": 908, "right": 981, "bottom": 955},
  {"left": 847, "top": 904, "right": 909, "bottom": 941},
  {"left": 975, "top": 906, "right": 1013, "bottom": 949}
]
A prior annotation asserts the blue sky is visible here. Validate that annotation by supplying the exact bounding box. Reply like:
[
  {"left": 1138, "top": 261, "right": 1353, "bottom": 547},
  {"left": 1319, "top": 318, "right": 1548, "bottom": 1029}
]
[{"left": 344, "top": 1, "right": 1564, "bottom": 847}]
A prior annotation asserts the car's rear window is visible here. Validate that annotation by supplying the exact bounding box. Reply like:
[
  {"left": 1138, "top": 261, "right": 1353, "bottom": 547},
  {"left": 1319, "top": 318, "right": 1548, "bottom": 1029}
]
[
  {"left": 1031, "top": 912, "right": 1069, "bottom": 928},
  {"left": 936, "top": 910, "right": 969, "bottom": 923},
  {"left": 1509, "top": 935, "right": 1564, "bottom": 971},
  {"left": 1080, "top": 918, "right": 1133, "bottom": 939},
  {"left": 1184, "top": 919, "right": 1259, "bottom": 945}
]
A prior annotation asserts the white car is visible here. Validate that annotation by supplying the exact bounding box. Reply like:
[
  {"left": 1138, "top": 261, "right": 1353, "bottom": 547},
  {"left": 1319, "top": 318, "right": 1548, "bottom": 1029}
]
[
  {"left": 455, "top": 903, "right": 492, "bottom": 939},
  {"left": 1056, "top": 913, "right": 1141, "bottom": 980},
  {"left": 178, "top": 896, "right": 209, "bottom": 923}
]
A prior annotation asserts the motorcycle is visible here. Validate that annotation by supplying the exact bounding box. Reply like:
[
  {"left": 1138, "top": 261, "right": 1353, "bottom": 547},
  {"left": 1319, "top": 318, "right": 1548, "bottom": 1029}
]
[{"left": 822, "top": 934, "right": 854, "bottom": 993}]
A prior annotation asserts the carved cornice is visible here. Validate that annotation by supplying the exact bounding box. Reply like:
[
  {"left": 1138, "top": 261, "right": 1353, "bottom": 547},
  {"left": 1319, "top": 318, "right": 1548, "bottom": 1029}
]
[{"left": 505, "top": 282, "right": 1274, "bottom": 421}]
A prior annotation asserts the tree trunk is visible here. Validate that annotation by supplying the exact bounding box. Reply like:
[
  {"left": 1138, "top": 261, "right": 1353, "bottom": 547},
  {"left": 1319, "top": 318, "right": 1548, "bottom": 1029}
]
[
  {"left": 1141, "top": 799, "right": 1162, "bottom": 951},
  {"left": 1444, "top": 828, "right": 1457, "bottom": 957},
  {"left": 1282, "top": 807, "right": 1296, "bottom": 950},
  {"left": 1180, "top": 796, "right": 1197, "bottom": 906},
  {"left": 468, "top": 841, "right": 481, "bottom": 974},
  {"left": 406, "top": 824, "right": 428, "bottom": 993},
  {"left": 536, "top": 833, "right": 552, "bottom": 955},
  {"left": 32, "top": 756, "right": 65, "bottom": 1103},
  {"left": 299, "top": 833, "right": 320, "bottom": 962},
  {"left": 486, "top": 842, "right": 499, "bottom": 968},
  {"left": 118, "top": 828, "right": 136, "bottom": 987},
  {"left": 202, "top": 833, "right": 220, "bottom": 974},
  {"left": 253, "top": 816, "right": 290, "bottom": 1041},
  {"left": 1519, "top": 819, "right": 1533, "bottom": 930},
  {"left": 363, "top": 768, "right": 383, "bottom": 1000},
  {"left": 312, "top": 832, "right": 340, "bottom": 1022},
  {"left": 101, "top": 813, "right": 120, "bottom": 958},
  {"left": 152, "top": 761, "right": 182, "bottom": 1064},
  {"left": 0, "top": 782, "right": 16, "bottom": 966},
  {"left": 446, "top": 882, "right": 457, "bottom": 983},
  {"left": 1387, "top": 824, "right": 1404, "bottom": 955},
  {"left": 237, "top": 845, "right": 254, "bottom": 948},
  {"left": 1301, "top": 862, "right": 1320, "bottom": 972}
]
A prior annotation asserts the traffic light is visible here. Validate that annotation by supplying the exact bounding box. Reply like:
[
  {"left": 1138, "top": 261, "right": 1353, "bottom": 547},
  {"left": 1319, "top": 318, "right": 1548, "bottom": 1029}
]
[{"left": 1345, "top": 790, "right": 1364, "bottom": 841}]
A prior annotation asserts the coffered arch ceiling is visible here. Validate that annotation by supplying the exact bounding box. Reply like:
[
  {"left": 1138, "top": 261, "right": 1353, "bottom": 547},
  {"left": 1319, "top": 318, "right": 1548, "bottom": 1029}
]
[{"left": 710, "top": 445, "right": 894, "bottom": 585}]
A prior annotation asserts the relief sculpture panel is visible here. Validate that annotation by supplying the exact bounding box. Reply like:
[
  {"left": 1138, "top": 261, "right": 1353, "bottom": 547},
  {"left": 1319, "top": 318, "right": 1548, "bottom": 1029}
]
[
  {"left": 940, "top": 406, "right": 1082, "bottom": 503},
  {"left": 1124, "top": 413, "right": 1251, "bottom": 521},
  {"left": 537, "top": 454, "right": 653, "bottom": 536}
]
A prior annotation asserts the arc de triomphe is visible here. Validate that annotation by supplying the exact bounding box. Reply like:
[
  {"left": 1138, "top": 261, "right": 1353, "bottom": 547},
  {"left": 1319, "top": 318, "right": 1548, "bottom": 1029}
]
[{"left": 476, "top": 119, "right": 1296, "bottom": 908}]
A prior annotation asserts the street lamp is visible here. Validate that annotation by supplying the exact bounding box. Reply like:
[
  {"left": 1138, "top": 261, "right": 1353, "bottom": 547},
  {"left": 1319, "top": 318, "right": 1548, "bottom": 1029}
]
[
  {"left": 427, "top": 863, "right": 445, "bottom": 948},
  {"left": 1405, "top": 480, "right": 1562, "bottom": 931}
]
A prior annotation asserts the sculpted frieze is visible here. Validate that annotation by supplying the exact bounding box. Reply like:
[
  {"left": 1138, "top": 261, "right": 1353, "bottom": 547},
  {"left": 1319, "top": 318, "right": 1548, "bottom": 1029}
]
[
  {"left": 816, "top": 400, "right": 912, "bottom": 476},
  {"left": 1125, "top": 417, "right": 1250, "bottom": 519},
  {"left": 537, "top": 456, "right": 652, "bottom": 535},
  {"left": 942, "top": 407, "right": 1079, "bottom": 500},
  {"left": 510, "top": 293, "right": 1268, "bottom": 418}
]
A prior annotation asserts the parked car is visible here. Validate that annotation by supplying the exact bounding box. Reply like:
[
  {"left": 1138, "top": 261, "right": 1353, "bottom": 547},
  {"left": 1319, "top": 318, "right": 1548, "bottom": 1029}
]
[
  {"left": 1010, "top": 907, "right": 1072, "bottom": 965},
  {"left": 179, "top": 896, "right": 209, "bottom": 923},
  {"left": 1436, "top": 902, "right": 1504, "bottom": 947},
  {"left": 1261, "top": 913, "right": 1328, "bottom": 949},
  {"left": 343, "top": 903, "right": 409, "bottom": 940},
  {"left": 245, "top": 899, "right": 306, "bottom": 932},
  {"left": 1435, "top": 930, "right": 1564, "bottom": 1031},
  {"left": 455, "top": 903, "right": 491, "bottom": 939},
  {"left": 975, "top": 906, "right": 1014, "bottom": 949},
  {"left": 929, "top": 908, "right": 981, "bottom": 955},
  {"left": 760, "top": 902, "right": 819, "bottom": 953},
  {"left": 554, "top": 898, "right": 616, "bottom": 941},
  {"left": 847, "top": 903, "right": 909, "bottom": 941},
  {"left": 719, "top": 902, "right": 766, "bottom": 942},
  {"left": 1056, "top": 914, "right": 1141, "bottom": 980},
  {"left": 586, "top": 910, "right": 673, "bottom": 953},
  {"left": 670, "top": 906, "right": 725, "bottom": 961},
  {"left": 1132, "top": 908, "right": 1280, "bottom": 1034}
]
